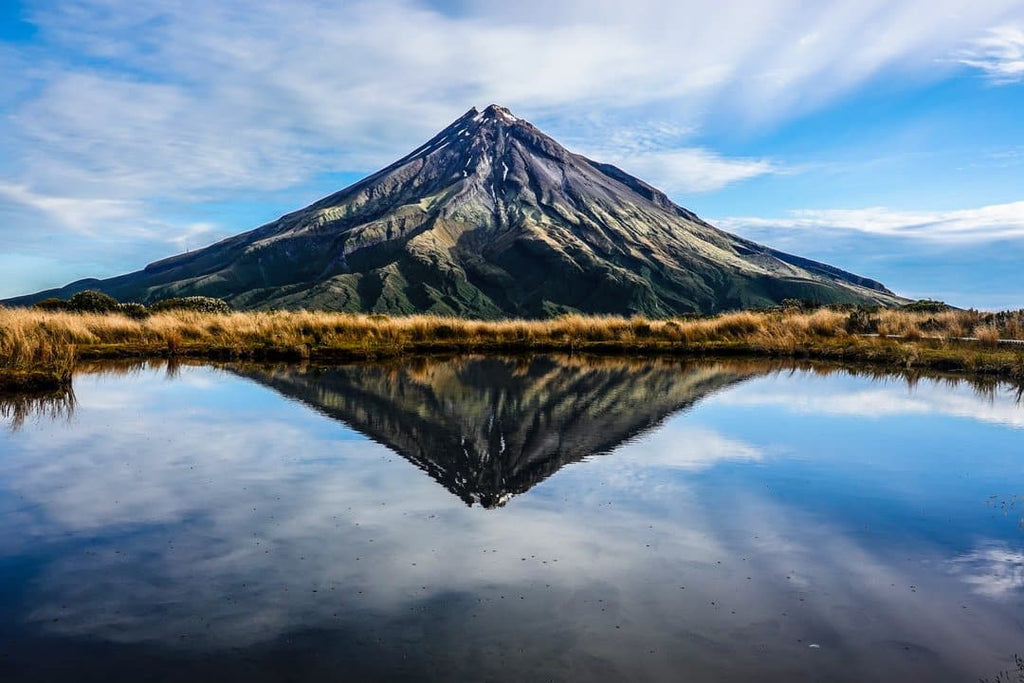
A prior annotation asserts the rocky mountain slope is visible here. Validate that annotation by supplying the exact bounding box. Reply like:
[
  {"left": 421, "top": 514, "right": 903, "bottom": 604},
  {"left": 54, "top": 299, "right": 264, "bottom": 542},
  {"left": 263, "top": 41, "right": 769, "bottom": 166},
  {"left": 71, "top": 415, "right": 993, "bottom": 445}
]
[{"left": 6, "top": 104, "right": 904, "bottom": 315}]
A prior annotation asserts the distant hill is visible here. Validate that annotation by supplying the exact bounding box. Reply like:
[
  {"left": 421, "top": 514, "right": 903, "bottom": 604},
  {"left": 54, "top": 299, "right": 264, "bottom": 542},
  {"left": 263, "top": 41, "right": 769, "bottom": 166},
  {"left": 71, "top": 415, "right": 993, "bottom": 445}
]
[{"left": 5, "top": 104, "right": 905, "bottom": 315}]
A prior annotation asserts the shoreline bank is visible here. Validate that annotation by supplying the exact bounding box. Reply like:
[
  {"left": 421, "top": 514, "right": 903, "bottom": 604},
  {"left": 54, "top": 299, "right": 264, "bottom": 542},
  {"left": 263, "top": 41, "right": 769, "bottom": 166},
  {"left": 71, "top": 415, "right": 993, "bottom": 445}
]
[{"left": 3, "top": 307, "right": 1023, "bottom": 391}]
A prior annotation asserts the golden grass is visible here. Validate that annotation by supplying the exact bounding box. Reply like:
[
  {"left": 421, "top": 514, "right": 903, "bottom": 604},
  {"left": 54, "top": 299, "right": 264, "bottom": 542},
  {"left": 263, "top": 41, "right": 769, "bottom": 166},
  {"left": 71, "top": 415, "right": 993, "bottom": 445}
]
[
  {"left": 0, "top": 309, "right": 77, "bottom": 389},
  {"left": 2, "top": 305, "right": 1024, "bottom": 388},
  {"left": 10, "top": 353, "right": 1021, "bottom": 433},
  {"left": 973, "top": 325, "right": 1001, "bottom": 348}
]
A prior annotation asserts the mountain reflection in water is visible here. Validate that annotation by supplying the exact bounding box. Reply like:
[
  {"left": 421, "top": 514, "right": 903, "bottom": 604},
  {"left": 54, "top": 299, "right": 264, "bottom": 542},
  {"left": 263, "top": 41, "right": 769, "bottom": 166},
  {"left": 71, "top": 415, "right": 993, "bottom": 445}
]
[
  {"left": 231, "top": 355, "right": 754, "bottom": 507},
  {"left": 0, "top": 356, "right": 1022, "bottom": 682}
]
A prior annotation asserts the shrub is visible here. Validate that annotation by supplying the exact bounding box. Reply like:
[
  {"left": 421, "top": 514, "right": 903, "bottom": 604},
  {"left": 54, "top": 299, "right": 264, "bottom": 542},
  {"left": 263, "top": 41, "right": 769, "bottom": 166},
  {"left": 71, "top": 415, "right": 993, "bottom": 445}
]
[
  {"left": 34, "top": 298, "right": 69, "bottom": 311},
  {"left": 67, "top": 290, "right": 120, "bottom": 313},
  {"left": 432, "top": 323, "right": 457, "bottom": 340},
  {"left": 845, "top": 310, "right": 879, "bottom": 334},
  {"left": 630, "top": 319, "right": 653, "bottom": 338},
  {"left": 781, "top": 298, "right": 821, "bottom": 312},
  {"left": 150, "top": 296, "right": 231, "bottom": 314},
  {"left": 902, "top": 299, "right": 951, "bottom": 313},
  {"left": 117, "top": 302, "right": 149, "bottom": 319}
]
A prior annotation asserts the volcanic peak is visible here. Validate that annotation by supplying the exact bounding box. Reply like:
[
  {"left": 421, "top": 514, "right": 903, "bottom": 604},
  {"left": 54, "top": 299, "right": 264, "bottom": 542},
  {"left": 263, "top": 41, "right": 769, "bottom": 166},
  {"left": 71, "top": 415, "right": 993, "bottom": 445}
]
[{"left": 4, "top": 104, "right": 904, "bottom": 316}]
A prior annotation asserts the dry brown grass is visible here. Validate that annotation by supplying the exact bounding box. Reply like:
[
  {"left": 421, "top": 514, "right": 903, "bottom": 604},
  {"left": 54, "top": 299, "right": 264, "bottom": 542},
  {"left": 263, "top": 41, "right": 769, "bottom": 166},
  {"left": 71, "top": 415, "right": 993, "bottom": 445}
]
[
  {"left": 974, "top": 325, "right": 1001, "bottom": 348},
  {"left": 0, "top": 308, "right": 77, "bottom": 388},
  {"left": 2, "top": 305, "right": 1024, "bottom": 387}
]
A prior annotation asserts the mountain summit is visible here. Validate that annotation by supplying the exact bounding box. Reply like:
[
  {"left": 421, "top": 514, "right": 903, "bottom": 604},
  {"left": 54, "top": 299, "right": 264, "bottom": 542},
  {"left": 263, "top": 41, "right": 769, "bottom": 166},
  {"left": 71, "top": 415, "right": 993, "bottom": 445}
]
[{"left": 7, "top": 104, "right": 904, "bottom": 315}]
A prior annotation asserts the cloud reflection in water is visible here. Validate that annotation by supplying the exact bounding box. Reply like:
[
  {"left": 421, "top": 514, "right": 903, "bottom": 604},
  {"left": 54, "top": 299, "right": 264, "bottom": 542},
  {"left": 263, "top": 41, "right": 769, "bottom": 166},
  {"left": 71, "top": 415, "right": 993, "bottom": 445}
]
[{"left": 0, "top": 357, "right": 1021, "bottom": 681}]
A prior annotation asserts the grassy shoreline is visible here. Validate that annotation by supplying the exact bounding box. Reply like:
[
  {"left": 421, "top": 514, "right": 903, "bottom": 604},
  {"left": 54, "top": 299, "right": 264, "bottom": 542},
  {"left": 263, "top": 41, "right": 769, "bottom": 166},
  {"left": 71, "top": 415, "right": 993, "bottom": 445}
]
[{"left": 2, "top": 306, "right": 1024, "bottom": 390}]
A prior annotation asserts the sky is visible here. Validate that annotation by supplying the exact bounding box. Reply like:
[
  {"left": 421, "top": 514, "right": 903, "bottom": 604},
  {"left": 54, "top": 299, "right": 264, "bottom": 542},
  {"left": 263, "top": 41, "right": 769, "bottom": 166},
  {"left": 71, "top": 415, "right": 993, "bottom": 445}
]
[{"left": 0, "top": 0, "right": 1022, "bottom": 308}]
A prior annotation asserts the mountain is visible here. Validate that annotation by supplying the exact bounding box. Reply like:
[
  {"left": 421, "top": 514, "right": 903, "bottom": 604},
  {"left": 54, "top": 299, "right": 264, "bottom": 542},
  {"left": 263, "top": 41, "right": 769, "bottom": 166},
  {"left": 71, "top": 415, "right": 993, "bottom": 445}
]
[
  {"left": 5, "top": 104, "right": 905, "bottom": 315},
  {"left": 232, "top": 355, "right": 758, "bottom": 507}
]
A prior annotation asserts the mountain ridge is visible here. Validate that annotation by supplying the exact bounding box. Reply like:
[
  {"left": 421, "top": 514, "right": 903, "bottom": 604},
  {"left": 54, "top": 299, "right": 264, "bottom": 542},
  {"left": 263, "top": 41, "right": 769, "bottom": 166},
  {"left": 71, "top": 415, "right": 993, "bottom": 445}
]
[{"left": 5, "top": 104, "right": 905, "bottom": 316}]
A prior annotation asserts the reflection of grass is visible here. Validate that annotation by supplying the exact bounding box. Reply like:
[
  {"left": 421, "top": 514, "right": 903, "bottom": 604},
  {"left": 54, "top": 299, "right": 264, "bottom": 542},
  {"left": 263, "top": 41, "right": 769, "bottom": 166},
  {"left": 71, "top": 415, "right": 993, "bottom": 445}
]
[
  {"left": 6, "top": 353, "right": 1022, "bottom": 432},
  {"left": 984, "top": 494, "right": 1024, "bottom": 532},
  {"left": 0, "top": 388, "right": 76, "bottom": 431},
  {"left": 2, "top": 306, "right": 1024, "bottom": 389},
  {"left": 980, "top": 654, "right": 1024, "bottom": 683}
]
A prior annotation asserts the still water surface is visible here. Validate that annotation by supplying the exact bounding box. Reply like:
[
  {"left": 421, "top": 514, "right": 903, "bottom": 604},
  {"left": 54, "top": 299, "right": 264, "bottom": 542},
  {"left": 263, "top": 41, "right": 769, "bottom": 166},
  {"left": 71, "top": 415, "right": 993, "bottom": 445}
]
[{"left": 0, "top": 356, "right": 1021, "bottom": 682}]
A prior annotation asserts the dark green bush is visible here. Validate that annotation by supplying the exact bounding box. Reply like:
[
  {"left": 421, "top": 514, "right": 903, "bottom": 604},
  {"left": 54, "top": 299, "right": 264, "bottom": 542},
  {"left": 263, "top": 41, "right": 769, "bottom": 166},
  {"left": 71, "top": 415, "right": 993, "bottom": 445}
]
[
  {"left": 845, "top": 310, "right": 880, "bottom": 334},
  {"left": 150, "top": 296, "right": 231, "bottom": 314},
  {"left": 826, "top": 302, "right": 866, "bottom": 312},
  {"left": 433, "top": 323, "right": 457, "bottom": 339},
  {"left": 67, "top": 290, "right": 120, "bottom": 313},
  {"left": 117, "top": 302, "right": 150, "bottom": 319},
  {"left": 34, "top": 298, "right": 69, "bottom": 311},
  {"left": 780, "top": 298, "right": 822, "bottom": 312},
  {"left": 901, "top": 299, "right": 951, "bottom": 313},
  {"left": 631, "top": 321, "right": 653, "bottom": 338}
]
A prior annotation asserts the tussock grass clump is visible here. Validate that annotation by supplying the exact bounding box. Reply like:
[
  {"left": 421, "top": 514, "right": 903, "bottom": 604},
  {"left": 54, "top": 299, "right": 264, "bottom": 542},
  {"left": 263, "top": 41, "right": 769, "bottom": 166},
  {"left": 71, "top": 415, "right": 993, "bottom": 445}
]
[
  {"left": 974, "top": 325, "right": 1001, "bottom": 348},
  {"left": 0, "top": 308, "right": 77, "bottom": 389}
]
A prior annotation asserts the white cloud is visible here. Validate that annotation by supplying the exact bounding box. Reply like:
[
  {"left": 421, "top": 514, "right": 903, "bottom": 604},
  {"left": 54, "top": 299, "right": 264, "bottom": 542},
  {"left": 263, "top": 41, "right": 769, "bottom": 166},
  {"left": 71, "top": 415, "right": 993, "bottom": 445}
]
[
  {"left": 580, "top": 144, "right": 778, "bottom": 194},
  {"left": 167, "top": 222, "right": 224, "bottom": 253},
  {"left": 957, "top": 25, "right": 1024, "bottom": 83},
  {"left": 717, "top": 201, "right": 1024, "bottom": 244},
  {"left": 561, "top": 119, "right": 779, "bottom": 192},
  {"left": 1, "top": 0, "right": 1023, "bottom": 294},
  {"left": 0, "top": 181, "right": 141, "bottom": 236},
  {"left": 0, "top": 181, "right": 231, "bottom": 259},
  {"left": 612, "top": 425, "right": 764, "bottom": 471},
  {"left": 949, "top": 543, "right": 1024, "bottom": 597},
  {"left": 715, "top": 372, "right": 1024, "bottom": 429},
  {"left": 6, "top": 0, "right": 1023, "bottom": 201},
  {"left": 624, "top": 148, "right": 777, "bottom": 194}
]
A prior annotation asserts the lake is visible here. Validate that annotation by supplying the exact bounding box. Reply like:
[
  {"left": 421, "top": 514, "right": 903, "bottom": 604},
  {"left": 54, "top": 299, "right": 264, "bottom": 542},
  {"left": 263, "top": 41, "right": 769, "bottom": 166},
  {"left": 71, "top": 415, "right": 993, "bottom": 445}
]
[{"left": 0, "top": 355, "right": 1021, "bottom": 682}]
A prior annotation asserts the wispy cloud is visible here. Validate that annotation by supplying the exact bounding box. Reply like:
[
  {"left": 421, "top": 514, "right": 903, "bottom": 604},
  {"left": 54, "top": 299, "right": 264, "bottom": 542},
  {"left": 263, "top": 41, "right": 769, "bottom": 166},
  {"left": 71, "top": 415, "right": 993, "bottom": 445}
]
[
  {"left": 6, "top": 0, "right": 1022, "bottom": 201},
  {"left": 613, "top": 149, "right": 777, "bottom": 194},
  {"left": 1, "top": 0, "right": 1022, "bottom": 295},
  {"left": 0, "top": 181, "right": 140, "bottom": 236},
  {"left": 0, "top": 181, "right": 230, "bottom": 259},
  {"left": 949, "top": 543, "right": 1024, "bottom": 597},
  {"left": 715, "top": 372, "right": 1024, "bottom": 429},
  {"left": 717, "top": 201, "right": 1024, "bottom": 244},
  {"left": 574, "top": 122, "right": 779, "bottom": 193},
  {"left": 957, "top": 25, "right": 1024, "bottom": 83}
]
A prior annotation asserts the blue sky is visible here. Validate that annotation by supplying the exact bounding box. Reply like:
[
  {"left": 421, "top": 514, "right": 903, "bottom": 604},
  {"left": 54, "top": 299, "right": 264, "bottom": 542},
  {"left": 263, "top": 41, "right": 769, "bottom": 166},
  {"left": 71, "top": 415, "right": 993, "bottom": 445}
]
[{"left": 1, "top": 0, "right": 1022, "bottom": 308}]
